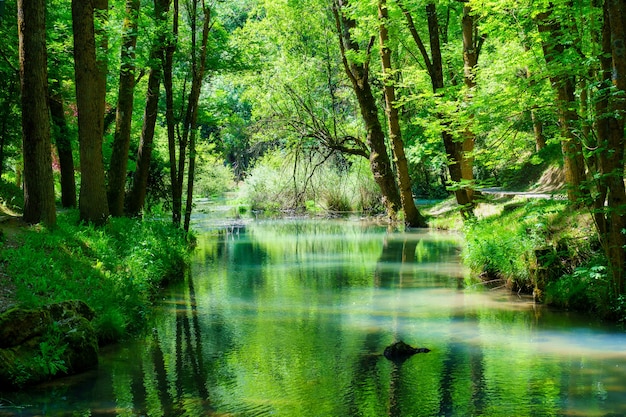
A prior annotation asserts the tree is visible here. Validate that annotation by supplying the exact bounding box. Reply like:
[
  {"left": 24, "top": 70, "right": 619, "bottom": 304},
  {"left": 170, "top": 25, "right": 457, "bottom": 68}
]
[
  {"left": 127, "top": 0, "right": 170, "bottom": 217},
  {"left": 49, "top": 88, "right": 77, "bottom": 208},
  {"left": 378, "top": 0, "right": 426, "bottom": 227},
  {"left": 108, "top": 0, "right": 141, "bottom": 216},
  {"left": 591, "top": 0, "right": 626, "bottom": 294},
  {"left": 183, "top": 0, "right": 213, "bottom": 232},
  {"left": 18, "top": 0, "right": 56, "bottom": 226},
  {"left": 72, "top": 0, "right": 109, "bottom": 225},
  {"left": 535, "top": 3, "right": 586, "bottom": 204},
  {"left": 397, "top": 1, "right": 476, "bottom": 218},
  {"left": 332, "top": 0, "right": 402, "bottom": 220}
]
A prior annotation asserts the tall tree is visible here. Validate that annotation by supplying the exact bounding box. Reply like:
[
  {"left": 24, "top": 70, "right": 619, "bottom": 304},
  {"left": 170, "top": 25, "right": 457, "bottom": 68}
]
[
  {"left": 18, "top": 0, "right": 56, "bottom": 226},
  {"left": 165, "top": 0, "right": 180, "bottom": 226},
  {"left": 72, "top": 0, "right": 109, "bottom": 224},
  {"left": 183, "top": 0, "right": 213, "bottom": 232},
  {"left": 397, "top": 1, "right": 475, "bottom": 218},
  {"left": 591, "top": 0, "right": 626, "bottom": 294},
  {"left": 378, "top": 0, "right": 426, "bottom": 227},
  {"left": 108, "top": 0, "right": 141, "bottom": 216},
  {"left": 535, "top": 3, "right": 586, "bottom": 204},
  {"left": 49, "top": 88, "right": 77, "bottom": 208},
  {"left": 127, "top": 0, "right": 170, "bottom": 216},
  {"left": 332, "top": 0, "right": 402, "bottom": 220}
]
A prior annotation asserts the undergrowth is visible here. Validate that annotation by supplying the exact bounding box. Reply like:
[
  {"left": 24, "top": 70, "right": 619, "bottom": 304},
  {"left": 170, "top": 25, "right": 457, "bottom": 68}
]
[
  {"left": 461, "top": 199, "right": 618, "bottom": 316},
  {"left": 0, "top": 211, "right": 189, "bottom": 344}
]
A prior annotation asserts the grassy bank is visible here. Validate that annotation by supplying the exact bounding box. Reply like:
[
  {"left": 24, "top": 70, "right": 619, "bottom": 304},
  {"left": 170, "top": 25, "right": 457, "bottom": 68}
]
[
  {"left": 0, "top": 210, "right": 190, "bottom": 344},
  {"left": 432, "top": 196, "right": 624, "bottom": 322}
]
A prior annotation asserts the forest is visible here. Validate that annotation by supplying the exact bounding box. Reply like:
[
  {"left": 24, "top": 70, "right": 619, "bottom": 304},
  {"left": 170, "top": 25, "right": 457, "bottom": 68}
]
[{"left": 1, "top": 0, "right": 626, "bottom": 315}]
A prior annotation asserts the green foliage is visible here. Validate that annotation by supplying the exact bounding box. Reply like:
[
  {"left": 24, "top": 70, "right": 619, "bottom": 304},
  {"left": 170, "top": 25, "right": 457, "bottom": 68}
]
[
  {"left": 544, "top": 260, "right": 610, "bottom": 312},
  {"left": 0, "top": 178, "right": 24, "bottom": 211},
  {"left": 0, "top": 211, "right": 189, "bottom": 343},
  {"left": 193, "top": 142, "right": 236, "bottom": 198},
  {"left": 463, "top": 200, "right": 566, "bottom": 289}
]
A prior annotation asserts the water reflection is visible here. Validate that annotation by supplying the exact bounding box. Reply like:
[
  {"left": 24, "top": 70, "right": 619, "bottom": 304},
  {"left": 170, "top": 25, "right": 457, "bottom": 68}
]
[{"left": 2, "top": 219, "right": 626, "bottom": 416}]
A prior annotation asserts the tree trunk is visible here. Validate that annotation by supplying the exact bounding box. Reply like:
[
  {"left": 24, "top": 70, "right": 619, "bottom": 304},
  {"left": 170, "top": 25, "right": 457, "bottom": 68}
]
[
  {"left": 18, "top": 0, "right": 56, "bottom": 226},
  {"left": 165, "top": 0, "right": 180, "bottom": 226},
  {"left": 183, "top": 0, "right": 212, "bottom": 232},
  {"left": 599, "top": 0, "right": 626, "bottom": 294},
  {"left": 108, "top": 0, "right": 140, "bottom": 216},
  {"left": 49, "top": 91, "right": 77, "bottom": 208},
  {"left": 460, "top": 5, "right": 478, "bottom": 203},
  {"left": 332, "top": 0, "right": 401, "bottom": 219},
  {"left": 536, "top": 7, "right": 586, "bottom": 204},
  {"left": 72, "top": 0, "right": 109, "bottom": 225},
  {"left": 127, "top": 0, "right": 170, "bottom": 216},
  {"left": 399, "top": 1, "right": 474, "bottom": 218},
  {"left": 378, "top": 0, "right": 426, "bottom": 227}
]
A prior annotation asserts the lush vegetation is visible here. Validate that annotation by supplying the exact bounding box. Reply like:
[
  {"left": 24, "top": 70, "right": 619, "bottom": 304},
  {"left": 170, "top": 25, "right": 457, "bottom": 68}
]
[
  {"left": 1, "top": 0, "right": 626, "bottom": 324},
  {"left": 0, "top": 202, "right": 189, "bottom": 344}
]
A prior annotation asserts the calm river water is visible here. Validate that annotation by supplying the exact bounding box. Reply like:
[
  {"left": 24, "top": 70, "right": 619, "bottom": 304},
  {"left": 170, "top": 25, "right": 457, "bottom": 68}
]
[{"left": 2, "top": 217, "right": 626, "bottom": 416}]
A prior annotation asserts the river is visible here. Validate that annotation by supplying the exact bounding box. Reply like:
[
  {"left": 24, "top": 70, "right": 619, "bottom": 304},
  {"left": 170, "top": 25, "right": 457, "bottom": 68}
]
[{"left": 1, "top": 216, "right": 626, "bottom": 416}]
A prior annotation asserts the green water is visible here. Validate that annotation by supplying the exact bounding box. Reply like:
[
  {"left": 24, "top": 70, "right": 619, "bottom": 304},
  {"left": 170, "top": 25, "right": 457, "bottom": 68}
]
[{"left": 2, "top": 218, "right": 626, "bottom": 416}]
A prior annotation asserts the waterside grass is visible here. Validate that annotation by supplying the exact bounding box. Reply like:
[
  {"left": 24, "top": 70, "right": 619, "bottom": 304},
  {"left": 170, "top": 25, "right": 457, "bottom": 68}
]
[
  {"left": 0, "top": 210, "right": 190, "bottom": 344},
  {"left": 433, "top": 196, "right": 621, "bottom": 319}
]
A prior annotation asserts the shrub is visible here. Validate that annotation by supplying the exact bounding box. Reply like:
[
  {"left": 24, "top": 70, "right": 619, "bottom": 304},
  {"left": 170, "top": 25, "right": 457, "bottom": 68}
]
[{"left": 239, "top": 149, "right": 381, "bottom": 214}]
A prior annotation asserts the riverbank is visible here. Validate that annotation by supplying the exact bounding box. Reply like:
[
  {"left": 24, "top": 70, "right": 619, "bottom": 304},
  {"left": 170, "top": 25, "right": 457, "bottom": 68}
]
[
  {"left": 0, "top": 208, "right": 190, "bottom": 338},
  {"left": 426, "top": 194, "right": 625, "bottom": 323}
]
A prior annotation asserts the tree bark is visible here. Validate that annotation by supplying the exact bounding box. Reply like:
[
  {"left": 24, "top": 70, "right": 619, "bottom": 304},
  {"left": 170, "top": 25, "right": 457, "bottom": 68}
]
[
  {"left": 108, "top": 0, "right": 140, "bottom": 216},
  {"left": 72, "top": 0, "right": 109, "bottom": 225},
  {"left": 18, "top": 0, "right": 56, "bottom": 226},
  {"left": 49, "top": 91, "right": 77, "bottom": 208},
  {"left": 183, "top": 0, "right": 212, "bottom": 232},
  {"left": 536, "top": 6, "right": 586, "bottom": 204},
  {"left": 594, "top": 0, "right": 626, "bottom": 295},
  {"left": 165, "top": 0, "right": 180, "bottom": 226},
  {"left": 127, "top": 0, "right": 170, "bottom": 216},
  {"left": 378, "top": 0, "right": 426, "bottom": 227},
  {"left": 398, "top": 1, "right": 474, "bottom": 218},
  {"left": 332, "top": 0, "right": 401, "bottom": 219}
]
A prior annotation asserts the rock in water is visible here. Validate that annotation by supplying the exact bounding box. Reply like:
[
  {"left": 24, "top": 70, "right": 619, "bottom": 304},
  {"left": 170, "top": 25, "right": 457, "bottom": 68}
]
[{"left": 383, "top": 341, "right": 430, "bottom": 362}]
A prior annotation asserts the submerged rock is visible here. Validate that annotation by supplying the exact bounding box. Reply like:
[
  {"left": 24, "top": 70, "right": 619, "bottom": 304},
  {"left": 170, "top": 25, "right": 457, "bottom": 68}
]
[
  {"left": 0, "top": 300, "right": 98, "bottom": 389},
  {"left": 383, "top": 341, "right": 430, "bottom": 362}
]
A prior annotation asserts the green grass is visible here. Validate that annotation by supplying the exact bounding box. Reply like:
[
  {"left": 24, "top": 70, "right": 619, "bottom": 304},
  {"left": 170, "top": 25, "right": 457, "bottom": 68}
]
[{"left": 0, "top": 211, "right": 190, "bottom": 343}]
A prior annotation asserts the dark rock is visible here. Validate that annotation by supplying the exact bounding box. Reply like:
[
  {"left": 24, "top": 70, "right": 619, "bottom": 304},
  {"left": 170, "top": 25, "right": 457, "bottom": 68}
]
[
  {"left": 0, "top": 307, "right": 50, "bottom": 348},
  {"left": 0, "top": 300, "right": 99, "bottom": 389},
  {"left": 383, "top": 341, "right": 430, "bottom": 362}
]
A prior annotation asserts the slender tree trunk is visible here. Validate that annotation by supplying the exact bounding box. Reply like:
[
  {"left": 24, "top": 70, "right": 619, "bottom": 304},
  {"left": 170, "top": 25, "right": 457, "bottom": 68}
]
[
  {"left": 49, "top": 91, "right": 77, "bottom": 208},
  {"left": 333, "top": 0, "right": 401, "bottom": 219},
  {"left": 72, "top": 0, "right": 109, "bottom": 225},
  {"left": 427, "top": 2, "right": 473, "bottom": 217},
  {"left": 460, "top": 5, "right": 478, "bottom": 203},
  {"left": 378, "top": 0, "right": 426, "bottom": 227},
  {"left": 399, "top": 1, "right": 474, "bottom": 218},
  {"left": 127, "top": 0, "right": 170, "bottom": 216},
  {"left": 165, "top": 0, "right": 180, "bottom": 226},
  {"left": 108, "top": 0, "right": 140, "bottom": 216},
  {"left": 183, "top": 0, "right": 212, "bottom": 232},
  {"left": 18, "top": 0, "right": 56, "bottom": 226},
  {"left": 536, "top": 7, "right": 586, "bottom": 204}
]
